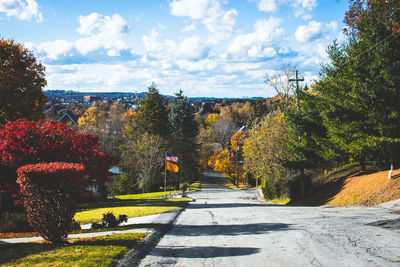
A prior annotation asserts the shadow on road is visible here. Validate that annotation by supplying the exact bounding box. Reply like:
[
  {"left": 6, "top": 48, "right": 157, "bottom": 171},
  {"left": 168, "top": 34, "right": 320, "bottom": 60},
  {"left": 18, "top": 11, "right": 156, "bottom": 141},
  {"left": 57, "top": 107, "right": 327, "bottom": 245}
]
[
  {"left": 188, "top": 202, "right": 285, "bottom": 209},
  {"left": 149, "top": 245, "right": 260, "bottom": 258},
  {"left": 169, "top": 222, "right": 293, "bottom": 236}
]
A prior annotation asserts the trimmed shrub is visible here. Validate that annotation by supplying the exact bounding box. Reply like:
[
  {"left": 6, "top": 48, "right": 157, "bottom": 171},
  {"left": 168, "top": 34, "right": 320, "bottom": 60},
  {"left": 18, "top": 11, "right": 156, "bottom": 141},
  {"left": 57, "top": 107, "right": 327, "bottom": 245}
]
[
  {"left": 16, "top": 162, "right": 85, "bottom": 243},
  {"left": 90, "top": 212, "right": 128, "bottom": 229},
  {"left": 0, "top": 119, "right": 115, "bottom": 211}
]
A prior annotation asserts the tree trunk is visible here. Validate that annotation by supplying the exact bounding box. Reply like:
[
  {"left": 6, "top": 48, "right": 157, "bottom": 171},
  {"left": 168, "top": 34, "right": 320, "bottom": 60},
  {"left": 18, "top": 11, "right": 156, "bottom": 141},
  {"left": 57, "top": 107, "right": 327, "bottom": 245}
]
[
  {"left": 300, "top": 168, "right": 305, "bottom": 200},
  {"left": 360, "top": 154, "right": 366, "bottom": 171}
]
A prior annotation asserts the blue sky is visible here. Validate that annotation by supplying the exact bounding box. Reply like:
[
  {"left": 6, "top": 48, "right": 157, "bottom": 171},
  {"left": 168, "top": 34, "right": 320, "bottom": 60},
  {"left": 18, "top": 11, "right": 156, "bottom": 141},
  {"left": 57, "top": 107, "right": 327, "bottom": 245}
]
[{"left": 1, "top": 0, "right": 348, "bottom": 97}]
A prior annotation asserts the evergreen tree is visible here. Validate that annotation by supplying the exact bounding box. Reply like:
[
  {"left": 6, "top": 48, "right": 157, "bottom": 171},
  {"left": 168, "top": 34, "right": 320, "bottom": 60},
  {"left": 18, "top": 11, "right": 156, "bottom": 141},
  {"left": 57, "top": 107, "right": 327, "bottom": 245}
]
[
  {"left": 168, "top": 90, "right": 199, "bottom": 186},
  {"left": 312, "top": 0, "right": 400, "bottom": 169},
  {"left": 126, "top": 83, "right": 170, "bottom": 140}
]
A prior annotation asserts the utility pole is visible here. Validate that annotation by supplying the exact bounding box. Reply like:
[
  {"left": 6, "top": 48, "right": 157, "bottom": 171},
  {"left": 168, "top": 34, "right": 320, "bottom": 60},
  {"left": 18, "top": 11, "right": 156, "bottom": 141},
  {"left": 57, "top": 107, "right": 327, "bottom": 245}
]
[
  {"left": 289, "top": 69, "right": 306, "bottom": 199},
  {"left": 288, "top": 70, "right": 304, "bottom": 101}
]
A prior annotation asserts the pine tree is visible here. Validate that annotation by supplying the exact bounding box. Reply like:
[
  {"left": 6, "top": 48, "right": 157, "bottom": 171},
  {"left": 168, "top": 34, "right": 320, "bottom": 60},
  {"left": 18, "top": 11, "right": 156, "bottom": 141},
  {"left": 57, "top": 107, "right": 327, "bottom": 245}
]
[
  {"left": 168, "top": 90, "right": 199, "bottom": 186},
  {"left": 126, "top": 83, "right": 170, "bottom": 140}
]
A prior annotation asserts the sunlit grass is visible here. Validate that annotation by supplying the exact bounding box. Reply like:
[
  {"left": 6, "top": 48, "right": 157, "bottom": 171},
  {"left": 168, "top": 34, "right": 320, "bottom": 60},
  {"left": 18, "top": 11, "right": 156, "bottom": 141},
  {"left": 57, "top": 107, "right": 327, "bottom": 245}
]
[
  {"left": 0, "top": 233, "right": 146, "bottom": 266},
  {"left": 268, "top": 197, "right": 290, "bottom": 204},
  {"left": 326, "top": 168, "right": 400, "bottom": 206},
  {"left": 74, "top": 205, "right": 181, "bottom": 225},
  {"left": 114, "top": 190, "right": 180, "bottom": 200}
]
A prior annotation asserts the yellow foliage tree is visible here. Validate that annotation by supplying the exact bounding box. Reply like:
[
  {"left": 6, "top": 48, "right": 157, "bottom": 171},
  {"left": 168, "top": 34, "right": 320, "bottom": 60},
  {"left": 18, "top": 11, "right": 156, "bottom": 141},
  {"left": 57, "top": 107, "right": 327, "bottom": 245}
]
[
  {"left": 243, "top": 110, "right": 292, "bottom": 198},
  {"left": 208, "top": 148, "right": 245, "bottom": 182},
  {"left": 205, "top": 113, "right": 219, "bottom": 126},
  {"left": 78, "top": 106, "right": 103, "bottom": 132}
]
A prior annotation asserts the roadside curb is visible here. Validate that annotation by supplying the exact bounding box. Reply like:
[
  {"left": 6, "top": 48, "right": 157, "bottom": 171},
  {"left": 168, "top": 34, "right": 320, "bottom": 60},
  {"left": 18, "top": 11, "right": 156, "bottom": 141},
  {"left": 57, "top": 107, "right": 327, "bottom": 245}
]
[{"left": 117, "top": 208, "right": 184, "bottom": 267}]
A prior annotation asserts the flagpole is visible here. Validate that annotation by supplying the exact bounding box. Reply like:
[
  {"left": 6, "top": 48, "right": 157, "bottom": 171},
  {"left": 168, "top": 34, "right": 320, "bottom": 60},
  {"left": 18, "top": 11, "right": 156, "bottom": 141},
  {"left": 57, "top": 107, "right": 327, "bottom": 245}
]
[{"left": 164, "top": 152, "right": 167, "bottom": 199}]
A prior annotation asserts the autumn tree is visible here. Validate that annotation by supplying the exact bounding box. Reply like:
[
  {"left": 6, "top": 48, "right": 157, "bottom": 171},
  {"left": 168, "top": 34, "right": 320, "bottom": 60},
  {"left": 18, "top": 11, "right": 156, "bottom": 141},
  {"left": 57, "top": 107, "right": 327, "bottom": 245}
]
[
  {"left": 243, "top": 111, "right": 293, "bottom": 199},
  {"left": 0, "top": 39, "right": 47, "bottom": 124},
  {"left": 0, "top": 120, "right": 114, "bottom": 210},
  {"left": 78, "top": 101, "right": 128, "bottom": 160}
]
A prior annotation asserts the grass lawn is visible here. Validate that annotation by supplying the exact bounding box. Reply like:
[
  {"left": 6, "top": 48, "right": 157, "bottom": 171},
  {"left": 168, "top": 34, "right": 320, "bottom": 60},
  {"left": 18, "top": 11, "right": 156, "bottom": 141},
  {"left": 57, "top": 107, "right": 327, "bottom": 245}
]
[
  {"left": 0, "top": 232, "right": 146, "bottom": 266},
  {"left": 1, "top": 224, "right": 153, "bottom": 239},
  {"left": 268, "top": 197, "right": 290, "bottom": 204},
  {"left": 74, "top": 190, "right": 192, "bottom": 224}
]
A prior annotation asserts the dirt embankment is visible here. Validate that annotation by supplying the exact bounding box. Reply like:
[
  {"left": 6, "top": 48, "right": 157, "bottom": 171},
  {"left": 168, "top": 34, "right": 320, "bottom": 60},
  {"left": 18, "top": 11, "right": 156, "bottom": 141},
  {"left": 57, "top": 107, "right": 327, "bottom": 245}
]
[{"left": 296, "top": 169, "right": 400, "bottom": 206}]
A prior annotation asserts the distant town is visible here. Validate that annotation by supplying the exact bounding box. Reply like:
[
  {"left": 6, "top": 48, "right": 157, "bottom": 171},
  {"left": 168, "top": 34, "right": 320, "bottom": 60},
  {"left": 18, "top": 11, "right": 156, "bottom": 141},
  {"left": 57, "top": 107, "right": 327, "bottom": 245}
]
[{"left": 44, "top": 89, "right": 264, "bottom": 123}]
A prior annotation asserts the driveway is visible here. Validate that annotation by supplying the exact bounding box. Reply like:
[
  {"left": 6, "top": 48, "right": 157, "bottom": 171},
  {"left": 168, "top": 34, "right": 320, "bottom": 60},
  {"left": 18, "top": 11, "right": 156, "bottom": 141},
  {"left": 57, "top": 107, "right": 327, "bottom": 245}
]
[{"left": 138, "top": 171, "right": 400, "bottom": 266}]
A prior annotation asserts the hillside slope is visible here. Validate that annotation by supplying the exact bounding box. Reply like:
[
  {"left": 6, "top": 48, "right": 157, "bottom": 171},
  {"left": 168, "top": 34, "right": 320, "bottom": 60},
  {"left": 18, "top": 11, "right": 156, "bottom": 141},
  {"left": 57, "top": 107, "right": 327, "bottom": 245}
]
[{"left": 296, "top": 168, "right": 400, "bottom": 206}]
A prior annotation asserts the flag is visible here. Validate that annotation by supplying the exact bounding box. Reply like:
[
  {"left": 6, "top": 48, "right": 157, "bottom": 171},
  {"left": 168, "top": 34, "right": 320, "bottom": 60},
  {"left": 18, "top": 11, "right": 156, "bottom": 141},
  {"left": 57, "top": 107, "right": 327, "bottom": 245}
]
[
  {"left": 166, "top": 161, "right": 179, "bottom": 173},
  {"left": 166, "top": 153, "right": 178, "bottom": 163}
]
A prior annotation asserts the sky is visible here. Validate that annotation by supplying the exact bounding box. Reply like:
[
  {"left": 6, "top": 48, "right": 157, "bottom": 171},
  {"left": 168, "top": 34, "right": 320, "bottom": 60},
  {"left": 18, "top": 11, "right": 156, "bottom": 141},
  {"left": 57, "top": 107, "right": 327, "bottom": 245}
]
[{"left": 0, "top": 0, "right": 349, "bottom": 98}]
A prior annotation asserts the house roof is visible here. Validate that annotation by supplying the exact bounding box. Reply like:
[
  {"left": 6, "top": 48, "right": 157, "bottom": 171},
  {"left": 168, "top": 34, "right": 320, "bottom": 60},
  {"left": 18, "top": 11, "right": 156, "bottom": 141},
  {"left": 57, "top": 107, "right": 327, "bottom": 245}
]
[{"left": 58, "top": 110, "right": 80, "bottom": 124}]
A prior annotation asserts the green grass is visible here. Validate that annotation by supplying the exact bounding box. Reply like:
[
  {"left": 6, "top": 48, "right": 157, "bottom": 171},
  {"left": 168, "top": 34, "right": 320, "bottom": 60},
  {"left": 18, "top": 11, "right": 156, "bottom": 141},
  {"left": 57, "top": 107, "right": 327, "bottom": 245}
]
[
  {"left": 0, "top": 232, "right": 146, "bottom": 266},
  {"left": 75, "top": 205, "right": 181, "bottom": 224},
  {"left": 114, "top": 190, "right": 180, "bottom": 200},
  {"left": 268, "top": 197, "right": 290, "bottom": 204},
  {"left": 188, "top": 181, "right": 201, "bottom": 191},
  {"left": 1, "top": 189, "right": 193, "bottom": 234},
  {"left": 1, "top": 224, "right": 154, "bottom": 239},
  {"left": 74, "top": 190, "right": 192, "bottom": 224}
]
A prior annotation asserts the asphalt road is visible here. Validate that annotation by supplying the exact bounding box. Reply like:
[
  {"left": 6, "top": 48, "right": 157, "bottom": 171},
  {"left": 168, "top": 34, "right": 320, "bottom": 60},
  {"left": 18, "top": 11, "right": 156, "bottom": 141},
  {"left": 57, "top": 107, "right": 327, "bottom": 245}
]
[{"left": 138, "top": 171, "right": 400, "bottom": 267}]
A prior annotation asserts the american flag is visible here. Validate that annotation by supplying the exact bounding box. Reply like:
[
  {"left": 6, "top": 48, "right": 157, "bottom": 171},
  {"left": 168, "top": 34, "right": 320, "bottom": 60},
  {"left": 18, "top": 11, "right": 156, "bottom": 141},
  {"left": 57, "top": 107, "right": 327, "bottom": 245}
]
[{"left": 166, "top": 153, "right": 178, "bottom": 163}]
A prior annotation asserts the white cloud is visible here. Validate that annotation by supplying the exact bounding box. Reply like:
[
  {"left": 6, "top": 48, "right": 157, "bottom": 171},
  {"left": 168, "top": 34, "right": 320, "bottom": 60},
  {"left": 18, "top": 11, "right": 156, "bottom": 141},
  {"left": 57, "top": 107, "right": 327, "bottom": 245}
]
[
  {"left": 0, "top": 0, "right": 42, "bottom": 22},
  {"left": 34, "top": 40, "right": 74, "bottom": 60},
  {"left": 181, "top": 23, "right": 196, "bottom": 32},
  {"left": 227, "top": 18, "right": 284, "bottom": 59},
  {"left": 257, "top": 0, "right": 278, "bottom": 12},
  {"left": 75, "top": 13, "right": 129, "bottom": 56},
  {"left": 253, "top": 0, "right": 317, "bottom": 19},
  {"left": 295, "top": 20, "right": 337, "bottom": 43},
  {"left": 158, "top": 23, "right": 166, "bottom": 30},
  {"left": 292, "top": 0, "right": 317, "bottom": 19},
  {"left": 177, "top": 58, "right": 217, "bottom": 72},
  {"left": 170, "top": 0, "right": 237, "bottom": 43},
  {"left": 142, "top": 29, "right": 208, "bottom": 60},
  {"left": 248, "top": 46, "right": 276, "bottom": 58}
]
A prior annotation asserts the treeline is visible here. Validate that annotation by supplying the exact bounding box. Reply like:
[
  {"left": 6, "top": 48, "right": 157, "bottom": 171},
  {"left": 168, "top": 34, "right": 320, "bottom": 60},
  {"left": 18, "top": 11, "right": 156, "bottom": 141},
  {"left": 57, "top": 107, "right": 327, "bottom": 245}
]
[{"left": 202, "top": 0, "right": 400, "bottom": 201}]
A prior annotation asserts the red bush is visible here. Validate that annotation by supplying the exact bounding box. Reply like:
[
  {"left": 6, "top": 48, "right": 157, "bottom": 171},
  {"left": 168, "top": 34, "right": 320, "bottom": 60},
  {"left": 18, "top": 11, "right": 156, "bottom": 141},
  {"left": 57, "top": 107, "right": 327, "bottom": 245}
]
[
  {"left": 0, "top": 119, "right": 114, "bottom": 208},
  {"left": 17, "top": 162, "right": 85, "bottom": 243}
]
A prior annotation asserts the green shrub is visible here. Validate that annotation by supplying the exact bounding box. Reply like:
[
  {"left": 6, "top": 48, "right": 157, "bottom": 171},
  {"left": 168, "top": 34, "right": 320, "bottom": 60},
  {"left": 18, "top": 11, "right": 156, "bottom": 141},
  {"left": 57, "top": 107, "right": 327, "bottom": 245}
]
[{"left": 0, "top": 212, "right": 33, "bottom": 233}]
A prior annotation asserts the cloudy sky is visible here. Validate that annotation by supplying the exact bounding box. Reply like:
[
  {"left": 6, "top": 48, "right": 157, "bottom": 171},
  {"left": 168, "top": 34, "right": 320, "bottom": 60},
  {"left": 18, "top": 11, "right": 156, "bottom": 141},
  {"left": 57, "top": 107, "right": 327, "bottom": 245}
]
[{"left": 1, "top": 0, "right": 348, "bottom": 97}]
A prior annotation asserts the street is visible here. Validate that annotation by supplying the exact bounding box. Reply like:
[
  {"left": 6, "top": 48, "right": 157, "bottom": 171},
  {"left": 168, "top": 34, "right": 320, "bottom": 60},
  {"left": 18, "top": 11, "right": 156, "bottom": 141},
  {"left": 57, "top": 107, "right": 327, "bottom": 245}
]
[{"left": 139, "top": 171, "right": 400, "bottom": 266}]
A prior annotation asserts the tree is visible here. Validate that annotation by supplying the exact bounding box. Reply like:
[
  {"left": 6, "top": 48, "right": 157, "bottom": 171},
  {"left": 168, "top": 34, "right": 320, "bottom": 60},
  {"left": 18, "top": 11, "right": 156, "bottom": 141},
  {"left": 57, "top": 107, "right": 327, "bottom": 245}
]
[
  {"left": 264, "top": 65, "right": 296, "bottom": 107},
  {"left": 243, "top": 111, "right": 293, "bottom": 199},
  {"left": 211, "top": 117, "right": 237, "bottom": 148},
  {"left": 314, "top": 0, "right": 400, "bottom": 169},
  {"left": 168, "top": 90, "right": 199, "bottom": 186},
  {"left": 0, "top": 119, "right": 114, "bottom": 210},
  {"left": 208, "top": 148, "right": 238, "bottom": 181},
  {"left": 118, "top": 133, "right": 167, "bottom": 193},
  {"left": 78, "top": 101, "right": 128, "bottom": 160},
  {"left": 125, "top": 83, "right": 170, "bottom": 140},
  {"left": 247, "top": 98, "right": 270, "bottom": 127},
  {"left": 0, "top": 39, "right": 47, "bottom": 124}
]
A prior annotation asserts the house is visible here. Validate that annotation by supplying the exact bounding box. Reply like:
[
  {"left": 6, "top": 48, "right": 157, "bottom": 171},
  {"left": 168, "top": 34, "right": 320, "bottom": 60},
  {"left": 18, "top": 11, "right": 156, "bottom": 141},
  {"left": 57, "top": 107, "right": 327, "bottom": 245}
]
[{"left": 58, "top": 110, "right": 80, "bottom": 125}]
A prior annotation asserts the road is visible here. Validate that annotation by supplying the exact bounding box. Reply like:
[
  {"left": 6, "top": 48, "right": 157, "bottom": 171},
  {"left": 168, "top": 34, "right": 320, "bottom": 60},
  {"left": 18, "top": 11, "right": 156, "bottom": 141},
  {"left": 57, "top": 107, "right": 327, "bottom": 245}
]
[{"left": 138, "top": 171, "right": 400, "bottom": 266}]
